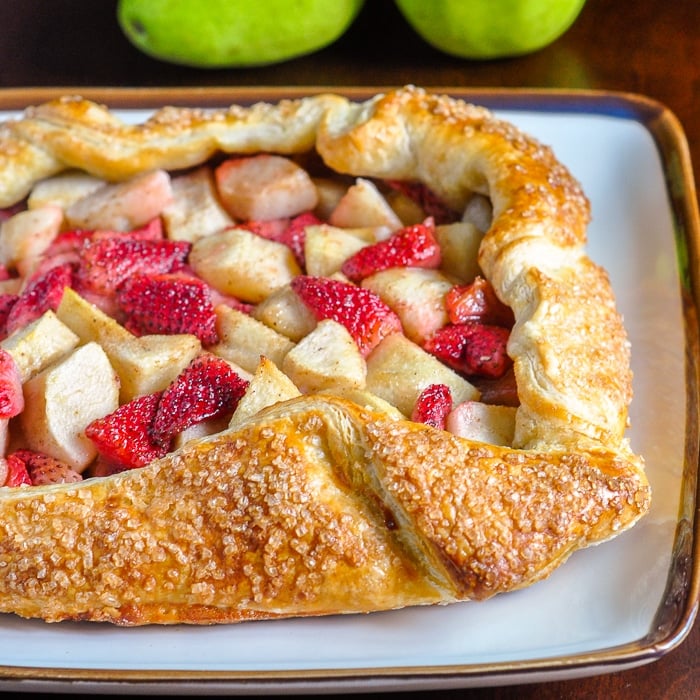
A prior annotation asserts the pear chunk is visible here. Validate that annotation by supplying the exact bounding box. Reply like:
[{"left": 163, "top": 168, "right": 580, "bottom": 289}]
[
  {"left": 20, "top": 342, "right": 120, "bottom": 472},
  {"left": 362, "top": 267, "right": 453, "bottom": 344},
  {"left": 282, "top": 319, "right": 366, "bottom": 394},
  {"left": 27, "top": 171, "right": 104, "bottom": 210},
  {"left": 0, "top": 205, "right": 63, "bottom": 272},
  {"left": 329, "top": 178, "right": 402, "bottom": 232},
  {"left": 189, "top": 227, "right": 301, "bottom": 303},
  {"left": 446, "top": 401, "right": 517, "bottom": 446},
  {"left": 365, "top": 332, "right": 479, "bottom": 416},
  {"left": 252, "top": 284, "right": 317, "bottom": 342},
  {"left": 435, "top": 221, "right": 484, "bottom": 283},
  {"left": 303, "top": 224, "right": 374, "bottom": 278},
  {"left": 65, "top": 169, "right": 173, "bottom": 231},
  {"left": 215, "top": 154, "right": 318, "bottom": 221},
  {"left": 162, "top": 166, "right": 232, "bottom": 243},
  {"left": 1, "top": 311, "right": 79, "bottom": 383},
  {"left": 229, "top": 356, "right": 301, "bottom": 429},
  {"left": 210, "top": 304, "right": 295, "bottom": 374},
  {"left": 56, "top": 288, "right": 201, "bottom": 401}
]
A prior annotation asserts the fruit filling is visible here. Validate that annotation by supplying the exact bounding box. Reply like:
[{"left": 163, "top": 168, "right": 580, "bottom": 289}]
[{"left": 0, "top": 152, "right": 518, "bottom": 486}]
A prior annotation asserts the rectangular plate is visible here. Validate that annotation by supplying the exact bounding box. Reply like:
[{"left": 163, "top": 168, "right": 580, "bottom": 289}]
[{"left": 0, "top": 87, "right": 698, "bottom": 694}]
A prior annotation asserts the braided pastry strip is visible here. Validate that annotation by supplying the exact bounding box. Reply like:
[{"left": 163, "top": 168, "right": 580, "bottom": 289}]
[{"left": 0, "top": 87, "right": 650, "bottom": 624}]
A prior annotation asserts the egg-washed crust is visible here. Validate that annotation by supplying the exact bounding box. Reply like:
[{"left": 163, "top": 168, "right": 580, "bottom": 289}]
[{"left": 0, "top": 86, "right": 650, "bottom": 624}]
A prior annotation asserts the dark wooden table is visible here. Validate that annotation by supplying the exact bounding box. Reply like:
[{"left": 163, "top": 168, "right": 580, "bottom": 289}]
[{"left": 0, "top": 1, "right": 698, "bottom": 698}]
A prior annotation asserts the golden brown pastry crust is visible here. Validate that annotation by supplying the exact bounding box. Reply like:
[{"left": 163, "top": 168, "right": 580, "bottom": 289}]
[{"left": 0, "top": 86, "right": 650, "bottom": 624}]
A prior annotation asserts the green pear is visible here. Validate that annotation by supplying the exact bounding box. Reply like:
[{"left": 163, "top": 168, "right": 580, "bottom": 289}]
[
  {"left": 117, "top": 0, "right": 365, "bottom": 68},
  {"left": 394, "top": 0, "right": 587, "bottom": 59}
]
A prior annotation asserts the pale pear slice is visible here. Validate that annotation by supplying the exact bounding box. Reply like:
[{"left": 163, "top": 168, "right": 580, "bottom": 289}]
[
  {"left": 161, "top": 165, "right": 233, "bottom": 243},
  {"left": 252, "top": 284, "right": 317, "bottom": 342},
  {"left": 229, "top": 356, "right": 301, "bottom": 429},
  {"left": 384, "top": 188, "right": 426, "bottom": 225},
  {"left": 461, "top": 193, "right": 493, "bottom": 233},
  {"left": 20, "top": 342, "right": 120, "bottom": 472},
  {"left": 328, "top": 177, "right": 403, "bottom": 233},
  {"left": 215, "top": 154, "right": 319, "bottom": 221},
  {"left": 1, "top": 310, "right": 79, "bottom": 383},
  {"left": 303, "top": 224, "right": 374, "bottom": 278},
  {"left": 282, "top": 319, "right": 366, "bottom": 394},
  {"left": 435, "top": 221, "right": 484, "bottom": 283},
  {"left": 189, "top": 227, "right": 301, "bottom": 303},
  {"left": 446, "top": 401, "right": 517, "bottom": 447},
  {"left": 362, "top": 267, "right": 453, "bottom": 344},
  {"left": 318, "top": 386, "right": 405, "bottom": 420},
  {"left": 56, "top": 288, "right": 201, "bottom": 401},
  {"left": 172, "top": 414, "right": 232, "bottom": 451},
  {"left": 27, "top": 170, "right": 104, "bottom": 210},
  {"left": 365, "top": 332, "right": 480, "bottom": 416},
  {"left": 112, "top": 334, "right": 203, "bottom": 402},
  {"left": 65, "top": 169, "right": 173, "bottom": 231},
  {"left": 311, "top": 176, "right": 349, "bottom": 220},
  {"left": 0, "top": 204, "right": 63, "bottom": 271},
  {"left": 210, "top": 304, "right": 295, "bottom": 374}
]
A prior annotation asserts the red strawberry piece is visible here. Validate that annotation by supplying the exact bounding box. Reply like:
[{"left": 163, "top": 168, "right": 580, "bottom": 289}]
[
  {"left": 150, "top": 354, "right": 249, "bottom": 449},
  {"left": 76, "top": 237, "right": 190, "bottom": 296},
  {"left": 4, "top": 454, "right": 31, "bottom": 487},
  {"left": 424, "top": 322, "right": 512, "bottom": 379},
  {"left": 116, "top": 273, "right": 219, "bottom": 344},
  {"left": 446, "top": 277, "right": 515, "bottom": 328},
  {"left": 0, "top": 202, "right": 27, "bottom": 223},
  {"left": 385, "top": 180, "right": 459, "bottom": 225},
  {"left": 278, "top": 211, "right": 322, "bottom": 268},
  {"left": 43, "top": 229, "right": 94, "bottom": 258},
  {"left": 236, "top": 218, "right": 290, "bottom": 240},
  {"left": 5, "top": 262, "right": 73, "bottom": 335},
  {"left": 470, "top": 366, "right": 520, "bottom": 407},
  {"left": 0, "top": 294, "right": 18, "bottom": 338},
  {"left": 0, "top": 348, "right": 24, "bottom": 418},
  {"left": 208, "top": 287, "right": 255, "bottom": 315},
  {"left": 10, "top": 449, "right": 82, "bottom": 485},
  {"left": 411, "top": 383, "right": 452, "bottom": 430},
  {"left": 0, "top": 264, "right": 11, "bottom": 282},
  {"left": 291, "top": 275, "right": 403, "bottom": 357},
  {"left": 341, "top": 218, "right": 441, "bottom": 283},
  {"left": 85, "top": 392, "right": 168, "bottom": 470}
]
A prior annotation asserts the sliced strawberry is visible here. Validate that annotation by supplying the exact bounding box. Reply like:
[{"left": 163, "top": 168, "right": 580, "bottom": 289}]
[
  {"left": 208, "top": 287, "right": 255, "bottom": 315},
  {"left": 76, "top": 237, "right": 190, "bottom": 296},
  {"left": 239, "top": 211, "right": 321, "bottom": 269},
  {"left": 116, "top": 273, "right": 219, "bottom": 344},
  {"left": 424, "top": 322, "right": 512, "bottom": 379},
  {"left": 384, "top": 180, "right": 459, "bottom": 224},
  {"left": 341, "top": 218, "right": 441, "bottom": 283},
  {"left": 0, "top": 294, "right": 18, "bottom": 338},
  {"left": 5, "top": 262, "right": 73, "bottom": 335},
  {"left": 43, "top": 229, "right": 94, "bottom": 258},
  {"left": 446, "top": 277, "right": 514, "bottom": 328},
  {"left": 0, "top": 264, "right": 11, "bottom": 282},
  {"left": 236, "top": 218, "right": 290, "bottom": 240},
  {"left": 150, "top": 354, "right": 249, "bottom": 449},
  {"left": 278, "top": 211, "right": 322, "bottom": 268},
  {"left": 291, "top": 275, "right": 403, "bottom": 356},
  {"left": 0, "top": 348, "right": 24, "bottom": 418},
  {"left": 10, "top": 449, "right": 82, "bottom": 485},
  {"left": 411, "top": 383, "right": 452, "bottom": 430},
  {"left": 4, "top": 454, "right": 31, "bottom": 486},
  {"left": 85, "top": 392, "right": 168, "bottom": 470},
  {"left": 470, "top": 366, "right": 520, "bottom": 407}
]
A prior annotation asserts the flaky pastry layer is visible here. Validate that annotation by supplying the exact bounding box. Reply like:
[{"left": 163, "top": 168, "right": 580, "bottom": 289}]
[{"left": 0, "top": 86, "right": 650, "bottom": 624}]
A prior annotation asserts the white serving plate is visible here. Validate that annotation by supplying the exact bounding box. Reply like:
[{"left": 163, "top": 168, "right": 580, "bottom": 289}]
[{"left": 0, "top": 88, "right": 697, "bottom": 694}]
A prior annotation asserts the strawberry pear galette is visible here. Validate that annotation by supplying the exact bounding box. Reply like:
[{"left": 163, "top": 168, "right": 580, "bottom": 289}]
[{"left": 0, "top": 86, "right": 650, "bottom": 625}]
